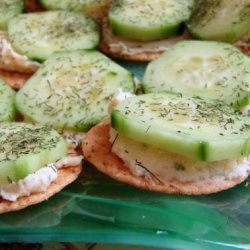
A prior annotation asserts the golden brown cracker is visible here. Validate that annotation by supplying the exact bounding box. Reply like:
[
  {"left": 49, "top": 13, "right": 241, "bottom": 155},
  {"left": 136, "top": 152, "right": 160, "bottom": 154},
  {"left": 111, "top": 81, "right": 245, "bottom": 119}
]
[
  {"left": 0, "top": 70, "right": 31, "bottom": 89},
  {"left": 99, "top": 17, "right": 190, "bottom": 61},
  {"left": 0, "top": 164, "right": 82, "bottom": 214},
  {"left": 99, "top": 41, "right": 163, "bottom": 61},
  {"left": 82, "top": 121, "right": 248, "bottom": 195},
  {"left": 100, "top": 20, "right": 165, "bottom": 61}
]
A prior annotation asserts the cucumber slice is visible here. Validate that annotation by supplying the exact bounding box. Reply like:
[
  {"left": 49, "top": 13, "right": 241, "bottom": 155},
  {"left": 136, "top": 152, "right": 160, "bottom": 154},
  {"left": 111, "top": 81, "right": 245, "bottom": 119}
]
[
  {"left": 16, "top": 50, "right": 135, "bottom": 131},
  {"left": 8, "top": 11, "right": 100, "bottom": 62},
  {"left": 187, "top": 0, "right": 250, "bottom": 43},
  {"left": 0, "top": 79, "right": 16, "bottom": 122},
  {"left": 142, "top": 41, "right": 250, "bottom": 110},
  {"left": 111, "top": 93, "right": 250, "bottom": 162},
  {"left": 108, "top": 0, "right": 194, "bottom": 41},
  {"left": 0, "top": 122, "right": 67, "bottom": 185},
  {"left": 0, "top": 0, "right": 23, "bottom": 30},
  {"left": 39, "top": 0, "right": 109, "bottom": 14}
]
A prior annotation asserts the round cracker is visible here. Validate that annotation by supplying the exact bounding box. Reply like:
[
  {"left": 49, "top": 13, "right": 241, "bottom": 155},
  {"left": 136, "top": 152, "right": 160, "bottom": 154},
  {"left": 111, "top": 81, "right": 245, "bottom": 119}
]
[
  {"left": 99, "top": 18, "right": 190, "bottom": 61},
  {"left": 0, "top": 70, "right": 31, "bottom": 89},
  {"left": 100, "top": 16, "right": 250, "bottom": 61},
  {"left": 82, "top": 121, "right": 249, "bottom": 195},
  {"left": 0, "top": 164, "right": 82, "bottom": 214},
  {"left": 99, "top": 41, "right": 164, "bottom": 61}
]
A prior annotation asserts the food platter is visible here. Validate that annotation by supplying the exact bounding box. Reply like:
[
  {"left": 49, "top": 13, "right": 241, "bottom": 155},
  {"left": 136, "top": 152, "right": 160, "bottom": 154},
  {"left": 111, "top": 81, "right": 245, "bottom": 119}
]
[{"left": 0, "top": 61, "right": 250, "bottom": 249}]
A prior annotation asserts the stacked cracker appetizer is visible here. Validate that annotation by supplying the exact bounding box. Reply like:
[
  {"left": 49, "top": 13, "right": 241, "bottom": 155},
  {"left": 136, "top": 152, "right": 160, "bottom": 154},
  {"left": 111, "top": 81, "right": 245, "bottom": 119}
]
[{"left": 0, "top": 0, "right": 249, "bottom": 214}]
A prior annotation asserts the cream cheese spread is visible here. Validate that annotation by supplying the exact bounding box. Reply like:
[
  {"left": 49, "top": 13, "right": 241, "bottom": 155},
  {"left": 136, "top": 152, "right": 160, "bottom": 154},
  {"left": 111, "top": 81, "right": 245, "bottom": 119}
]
[
  {"left": 110, "top": 129, "right": 250, "bottom": 185},
  {"left": 0, "top": 32, "right": 40, "bottom": 73},
  {"left": 108, "top": 88, "right": 135, "bottom": 113},
  {"left": 0, "top": 155, "right": 83, "bottom": 201}
]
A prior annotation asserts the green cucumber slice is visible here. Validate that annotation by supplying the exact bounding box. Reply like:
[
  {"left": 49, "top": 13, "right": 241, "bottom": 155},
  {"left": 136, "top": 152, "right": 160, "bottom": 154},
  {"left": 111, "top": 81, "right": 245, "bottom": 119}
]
[
  {"left": 108, "top": 0, "right": 194, "bottom": 41},
  {"left": 187, "top": 0, "right": 250, "bottom": 43},
  {"left": 8, "top": 11, "right": 100, "bottom": 62},
  {"left": 0, "top": 79, "right": 16, "bottom": 122},
  {"left": 0, "top": 0, "right": 23, "bottom": 30},
  {"left": 0, "top": 123, "right": 67, "bottom": 185},
  {"left": 39, "top": 0, "right": 109, "bottom": 14},
  {"left": 111, "top": 93, "right": 250, "bottom": 162},
  {"left": 142, "top": 41, "right": 250, "bottom": 110},
  {"left": 16, "top": 50, "right": 135, "bottom": 131}
]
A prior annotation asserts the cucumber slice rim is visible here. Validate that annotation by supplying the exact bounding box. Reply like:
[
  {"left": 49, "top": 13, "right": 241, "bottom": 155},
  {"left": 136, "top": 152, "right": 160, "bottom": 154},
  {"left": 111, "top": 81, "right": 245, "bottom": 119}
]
[
  {"left": 8, "top": 10, "right": 100, "bottom": 62},
  {"left": 108, "top": 0, "right": 194, "bottom": 41},
  {"left": 111, "top": 93, "right": 250, "bottom": 162},
  {"left": 0, "top": 122, "right": 67, "bottom": 185},
  {"left": 142, "top": 40, "right": 250, "bottom": 110}
]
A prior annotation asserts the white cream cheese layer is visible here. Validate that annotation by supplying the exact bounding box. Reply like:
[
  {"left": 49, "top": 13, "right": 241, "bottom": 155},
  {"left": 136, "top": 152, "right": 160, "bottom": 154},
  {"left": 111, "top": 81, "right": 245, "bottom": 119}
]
[
  {"left": 0, "top": 155, "right": 83, "bottom": 201},
  {"left": 241, "top": 105, "right": 250, "bottom": 116},
  {"left": 0, "top": 32, "right": 40, "bottom": 73},
  {"left": 108, "top": 88, "right": 136, "bottom": 113},
  {"left": 110, "top": 129, "right": 250, "bottom": 184}
]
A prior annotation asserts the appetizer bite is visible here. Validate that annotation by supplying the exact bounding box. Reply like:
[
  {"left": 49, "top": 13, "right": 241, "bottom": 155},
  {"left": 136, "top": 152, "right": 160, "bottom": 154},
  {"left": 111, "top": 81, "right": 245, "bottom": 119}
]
[
  {"left": 142, "top": 41, "right": 250, "bottom": 112},
  {"left": 83, "top": 93, "right": 250, "bottom": 195},
  {"left": 39, "top": 0, "right": 110, "bottom": 19},
  {"left": 8, "top": 11, "right": 99, "bottom": 62},
  {"left": 16, "top": 50, "right": 135, "bottom": 131},
  {"left": 187, "top": 0, "right": 250, "bottom": 43},
  {"left": 100, "top": 0, "right": 194, "bottom": 61},
  {"left": 0, "top": 10, "right": 99, "bottom": 88},
  {"left": 0, "top": 123, "right": 82, "bottom": 214}
]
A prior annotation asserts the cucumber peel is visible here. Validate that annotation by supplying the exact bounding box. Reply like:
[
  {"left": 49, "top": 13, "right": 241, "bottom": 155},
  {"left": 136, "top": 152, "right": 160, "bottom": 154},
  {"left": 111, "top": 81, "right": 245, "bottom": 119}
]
[
  {"left": 8, "top": 10, "right": 100, "bottom": 62},
  {"left": 109, "top": 0, "right": 194, "bottom": 41}
]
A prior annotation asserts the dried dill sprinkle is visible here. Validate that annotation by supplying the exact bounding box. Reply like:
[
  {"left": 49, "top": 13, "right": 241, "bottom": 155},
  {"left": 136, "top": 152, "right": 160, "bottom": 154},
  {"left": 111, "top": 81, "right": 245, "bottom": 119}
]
[
  {"left": 16, "top": 50, "right": 135, "bottom": 132},
  {"left": 0, "top": 80, "right": 15, "bottom": 122},
  {"left": 109, "top": 0, "right": 194, "bottom": 41},
  {"left": 135, "top": 159, "right": 164, "bottom": 184},
  {"left": 143, "top": 40, "right": 250, "bottom": 109},
  {"left": 40, "top": 0, "right": 109, "bottom": 12},
  {"left": 0, "top": 123, "right": 62, "bottom": 162},
  {"left": 0, "top": 122, "right": 67, "bottom": 185},
  {"left": 8, "top": 10, "right": 99, "bottom": 62},
  {"left": 175, "top": 163, "right": 185, "bottom": 171},
  {"left": 187, "top": 0, "right": 250, "bottom": 43},
  {"left": 112, "top": 92, "right": 250, "bottom": 161}
]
